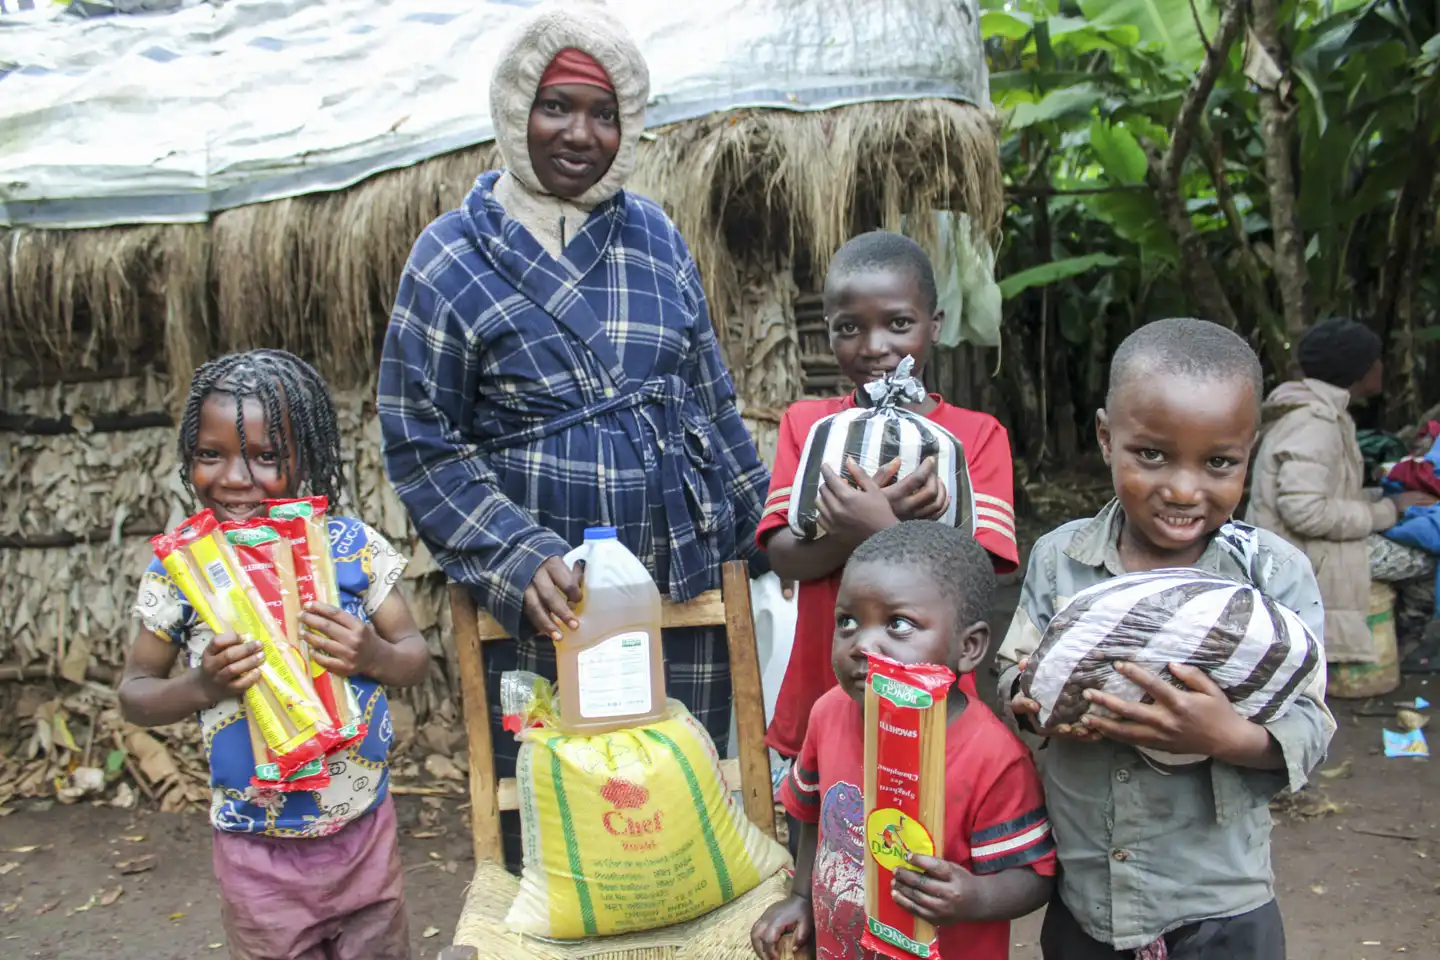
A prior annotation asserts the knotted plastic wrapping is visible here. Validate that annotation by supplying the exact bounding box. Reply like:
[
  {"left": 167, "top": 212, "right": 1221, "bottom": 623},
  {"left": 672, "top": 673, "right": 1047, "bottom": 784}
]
[{"left": 787, "top": 356, "right": 975, "bottom": 540}]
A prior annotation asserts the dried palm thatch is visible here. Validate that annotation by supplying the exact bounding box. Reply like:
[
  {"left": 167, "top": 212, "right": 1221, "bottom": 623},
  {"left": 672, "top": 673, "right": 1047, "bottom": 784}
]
[
  {"left": 1, "top": 224, "right": 209, "bottom": 403},
  {"left": 631, "top": 98, "right": 1003, "bottom": 354},
  {"left": 1, "top": 99, "right": 998, "bottom": 399},
  {"left": 209, "top": 145, "right": 498, "bottom": 386}
]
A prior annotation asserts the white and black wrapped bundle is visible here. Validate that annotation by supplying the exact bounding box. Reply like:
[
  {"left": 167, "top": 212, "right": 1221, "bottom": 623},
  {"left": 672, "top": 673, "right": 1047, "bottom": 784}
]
[
  {"left": 787, "top": 356, "right": 975, "bottom": 540},
  {"left": 1019, "top": 569, "right": 1321, "bottom": 767}
]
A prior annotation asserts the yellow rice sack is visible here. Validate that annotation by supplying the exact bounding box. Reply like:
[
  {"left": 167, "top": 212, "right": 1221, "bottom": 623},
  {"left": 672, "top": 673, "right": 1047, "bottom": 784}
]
[{"left": 504, "top": 694, "right": 791, "bottom": 939}]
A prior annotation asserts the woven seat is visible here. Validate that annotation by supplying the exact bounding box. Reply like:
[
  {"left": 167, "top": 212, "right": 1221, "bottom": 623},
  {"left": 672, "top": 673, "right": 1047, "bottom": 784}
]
[{"left": 442, "top": 561, "right": 800, "bottom": 960}]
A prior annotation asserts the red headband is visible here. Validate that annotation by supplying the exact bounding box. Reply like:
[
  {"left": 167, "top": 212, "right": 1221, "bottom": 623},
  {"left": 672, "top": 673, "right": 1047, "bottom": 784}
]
[{"left": 538, "top": 48, "right": 614, "bottom": 94}]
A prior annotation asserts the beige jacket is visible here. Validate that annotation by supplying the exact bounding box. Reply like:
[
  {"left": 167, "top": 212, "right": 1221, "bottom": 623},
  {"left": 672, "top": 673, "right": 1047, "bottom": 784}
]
[
  {"left": 1247, "top": 378, "right": 1397, "bottom": 662},
  {"left": 488, "top": 0, "right": 649, "bottom": 257}
]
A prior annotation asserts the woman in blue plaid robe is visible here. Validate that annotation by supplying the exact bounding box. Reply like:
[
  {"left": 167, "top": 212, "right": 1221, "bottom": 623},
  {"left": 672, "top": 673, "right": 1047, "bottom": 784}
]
[{"left": 377, "top": 4, "right": 769, "bottom": 863}]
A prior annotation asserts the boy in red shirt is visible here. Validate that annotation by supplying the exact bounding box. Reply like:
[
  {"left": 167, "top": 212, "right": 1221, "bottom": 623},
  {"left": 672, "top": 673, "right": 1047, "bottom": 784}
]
[
  {"left": 758, "top": 231, "right": 1019, "bottom": 773},
  {"left": 750, "top": 521, "right": 1054, "bottom": 960}
]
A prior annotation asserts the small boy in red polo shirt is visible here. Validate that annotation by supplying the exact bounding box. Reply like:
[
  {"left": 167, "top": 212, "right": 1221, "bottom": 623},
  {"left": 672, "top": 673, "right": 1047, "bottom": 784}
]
[{"left": 757, "top": 232, "right": 1019, "bottom": 835}]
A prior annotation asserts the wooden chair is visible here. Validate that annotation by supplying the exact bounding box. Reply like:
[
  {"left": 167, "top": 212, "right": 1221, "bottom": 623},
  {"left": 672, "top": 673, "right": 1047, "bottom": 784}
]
[{"left": 443, "top": 560, "right": 795, "bottom": 960}]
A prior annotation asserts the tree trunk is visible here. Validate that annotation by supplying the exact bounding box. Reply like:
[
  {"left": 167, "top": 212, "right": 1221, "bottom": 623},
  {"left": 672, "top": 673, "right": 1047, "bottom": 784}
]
[
  {"left": 1250, "top": 0, "right": 1311, "bottom": 371},
  {"left": 1151, "top": 1, "right": 1245, "bottom": 334},
  {"left": 1000, "top": 313, "right": 1044, "bottom": 466},
  {"left": 1198, "top": 122, "right": 1289, "bottom": 370},
  {"left": 1380, "top": 167, "right": 1436, "bottom": 425}
]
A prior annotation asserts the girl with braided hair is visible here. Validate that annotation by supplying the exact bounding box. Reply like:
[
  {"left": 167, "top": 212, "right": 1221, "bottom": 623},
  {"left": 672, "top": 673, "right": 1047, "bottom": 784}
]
[{"left": 119, "top": 349, "right": 428, "bottom": 960}]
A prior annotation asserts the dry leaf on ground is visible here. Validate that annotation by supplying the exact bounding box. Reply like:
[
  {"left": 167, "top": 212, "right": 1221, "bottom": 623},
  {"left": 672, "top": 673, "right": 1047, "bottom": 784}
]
[
  {"left": 1318, "top": 759, "right": 1353, "bottom": 780},
  {"left": 423, "top": 754, "right": 464, "bottom": 782},
  {"left": 116, "top": 854, "right": 156, "bottom": 875}
]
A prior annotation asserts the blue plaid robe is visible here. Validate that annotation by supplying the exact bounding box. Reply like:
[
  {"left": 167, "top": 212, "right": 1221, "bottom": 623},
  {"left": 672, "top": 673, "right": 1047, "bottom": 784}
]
[{"left": 379, "top": 171, "right": 770, "bottom": 794}]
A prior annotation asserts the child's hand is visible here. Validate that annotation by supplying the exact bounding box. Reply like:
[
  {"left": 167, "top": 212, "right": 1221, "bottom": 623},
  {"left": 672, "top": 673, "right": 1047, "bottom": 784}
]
[
  {"left": 817, "top": 460, "right": 898, "bottom": 544},
  {"left": 750, "top": 894, "right": 812, "bottom": 960},
  {"left": 1079, "top": 661, "right": 1274, "bottom": 765},
  {"left": 1009, "top": 658, "right": 1101, "bottom": 742},
  {"left": 302, "top": 603, "right": 382, "bottom": 678},
  {"left": 198, "top": 631, "right": 263, "bottom": 702},
  {"left": 891, "top": 855, "right": 982, "bottom": 926},
  {"left": 884, "top": 456, "right": 951, "bottom": 521}
]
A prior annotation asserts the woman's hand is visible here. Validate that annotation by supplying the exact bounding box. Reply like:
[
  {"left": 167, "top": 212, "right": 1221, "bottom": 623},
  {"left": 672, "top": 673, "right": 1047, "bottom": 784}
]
[
  {"left": 749, "top": 893, "right": 813, "bottom": 960},
  {"left": 302, "top": 603, "right": 383, "bottom": 677},
  {"left": 524, "top": 556, "right": 583, "bottom": 641},
  {"left": 884, "top": 457, "right": 951, "bottom": 522},
  {"left": 198, "top": 631, "right": 264, "bottom": 703},
  {"left": 816, "top": 460, "right": 899, "bottom": 546},
  {"left": 1080, "top": 661, "right": 1280, "bottom": 768}
]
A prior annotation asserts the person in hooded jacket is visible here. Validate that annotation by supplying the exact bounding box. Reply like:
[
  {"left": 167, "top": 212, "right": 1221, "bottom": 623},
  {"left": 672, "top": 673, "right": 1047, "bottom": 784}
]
[
  {"left": 1248, "top": 318, "right": 1435, "bottom": 665},
  {"left": 377, "top": 3, "right": 770, "bottom": 867}
]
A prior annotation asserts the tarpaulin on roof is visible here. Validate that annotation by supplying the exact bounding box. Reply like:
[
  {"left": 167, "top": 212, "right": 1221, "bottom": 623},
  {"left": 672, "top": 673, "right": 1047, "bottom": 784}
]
[{"left": 0, "top": 0, "right": 989, "bottom": 227}]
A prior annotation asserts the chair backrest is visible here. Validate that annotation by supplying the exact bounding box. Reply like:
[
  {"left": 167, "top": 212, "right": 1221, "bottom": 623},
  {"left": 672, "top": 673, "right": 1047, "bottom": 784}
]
[{"left": 449, "top": 560, "right": 776, "bottom": 865}]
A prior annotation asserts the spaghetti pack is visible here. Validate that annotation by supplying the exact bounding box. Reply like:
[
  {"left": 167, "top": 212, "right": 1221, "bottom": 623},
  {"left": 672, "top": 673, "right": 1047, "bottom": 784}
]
[
  {"left": 149, "top": 497, "right": 367, "bottom": 791},
  {"left": 863, "top": 654, "right": 953, "bottom": 960}
]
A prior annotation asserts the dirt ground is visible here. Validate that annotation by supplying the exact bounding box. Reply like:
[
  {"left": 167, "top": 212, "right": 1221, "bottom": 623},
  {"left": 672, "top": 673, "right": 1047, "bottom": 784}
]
[{"left": 0, "top": 673, "right": 1435, "bottom": 960}]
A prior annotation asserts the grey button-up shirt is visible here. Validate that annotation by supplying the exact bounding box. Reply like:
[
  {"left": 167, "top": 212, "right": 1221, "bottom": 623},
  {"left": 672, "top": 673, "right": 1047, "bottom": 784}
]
[{"left": 997, "top": 501, "right": 1334, "bottom": 950}]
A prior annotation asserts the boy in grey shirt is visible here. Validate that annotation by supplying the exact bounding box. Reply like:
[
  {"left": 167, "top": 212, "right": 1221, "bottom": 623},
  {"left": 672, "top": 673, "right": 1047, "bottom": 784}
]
[{"left": 997, "top": 318, "right": 1333, "bottom": 960}]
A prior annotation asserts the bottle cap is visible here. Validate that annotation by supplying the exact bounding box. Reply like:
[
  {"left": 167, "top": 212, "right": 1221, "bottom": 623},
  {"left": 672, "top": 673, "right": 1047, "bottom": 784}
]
[{"left": 583, "top": 526, "right": 618, "bottom": 541}]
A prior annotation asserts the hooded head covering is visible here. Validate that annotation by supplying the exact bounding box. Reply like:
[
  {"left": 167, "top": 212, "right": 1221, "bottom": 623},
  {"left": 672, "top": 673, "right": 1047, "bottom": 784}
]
[
  {"left": 489, "top": 1, "right": 649, "bottom": 208},
  {"left": 1296, "top": 317, "right": 1383, "bottom": 388}
]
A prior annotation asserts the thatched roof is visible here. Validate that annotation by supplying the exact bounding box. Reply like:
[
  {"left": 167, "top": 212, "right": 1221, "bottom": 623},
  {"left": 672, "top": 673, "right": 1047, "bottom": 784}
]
[{"left": 1, "top": 98, "right": 1001, "bottom": 403}]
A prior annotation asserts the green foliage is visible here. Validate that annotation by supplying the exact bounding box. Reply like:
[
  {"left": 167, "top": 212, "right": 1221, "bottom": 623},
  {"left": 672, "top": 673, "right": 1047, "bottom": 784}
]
[
  {"left": 998, "top": 253, "right": 1123, "bottom": 299},
  {"left": 1077, "top": 0, "right": 1218, "bottom": 68},
  {"left": 975, "top": 0, "right": 1440, "bottom": 460}
]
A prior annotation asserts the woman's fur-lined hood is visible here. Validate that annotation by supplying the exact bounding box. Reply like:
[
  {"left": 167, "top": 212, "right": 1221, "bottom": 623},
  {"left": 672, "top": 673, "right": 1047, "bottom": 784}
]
[
  {"left": 488, "top": 0, "right": 650, "bottom": 207},
  {"left": 1260, "top": 378, "right": 1352, "bottom": 430}
]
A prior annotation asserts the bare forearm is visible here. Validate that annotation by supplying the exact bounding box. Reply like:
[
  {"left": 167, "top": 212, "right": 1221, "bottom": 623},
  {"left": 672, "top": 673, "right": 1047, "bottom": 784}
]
[
  {"left": 366, "top": 635, "right": 430, "bottom": 688},
  {"left": 766, "top": 530, "right": 864, "bottom": 582},
  {"left": 119, "top": 668, "right": 216, "bottom": 727},
  {"left": 791, "top": 820, "right": 818, "bottom": 895},
  {"left": 961, "top": 868, "right": 1052, "bottom": 923}
]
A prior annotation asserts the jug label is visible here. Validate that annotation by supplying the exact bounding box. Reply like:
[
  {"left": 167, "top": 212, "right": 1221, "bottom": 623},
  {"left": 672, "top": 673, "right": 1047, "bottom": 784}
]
[{"left": 577, "top": 631, "right": 654, "bottom": 719}]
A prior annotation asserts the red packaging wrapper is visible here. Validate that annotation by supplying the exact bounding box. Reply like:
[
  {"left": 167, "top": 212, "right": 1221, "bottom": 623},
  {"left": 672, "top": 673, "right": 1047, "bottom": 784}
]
[
  {"left": 265, "top": 497, "right": 368, "bottom": 753},
  {"left": 151, "top": 511, "right": 335, "bottom": 781},
  {"left": 862, "top": 654, "right": 955, "bottom": 960},
  {"left": 224, "top": 517, "right": 349, "bottom": 787}
]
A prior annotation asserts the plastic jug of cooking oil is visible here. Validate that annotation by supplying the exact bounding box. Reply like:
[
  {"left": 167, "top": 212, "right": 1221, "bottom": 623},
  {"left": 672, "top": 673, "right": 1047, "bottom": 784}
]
[{"left": 554, "top": 527, "right": 667, "bottom": 735}]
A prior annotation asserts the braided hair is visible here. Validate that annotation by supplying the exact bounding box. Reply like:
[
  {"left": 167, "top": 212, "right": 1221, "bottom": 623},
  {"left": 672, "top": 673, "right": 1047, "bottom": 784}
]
[{"left": 177, "top": 349, "right": 345, "bottom": 505}]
